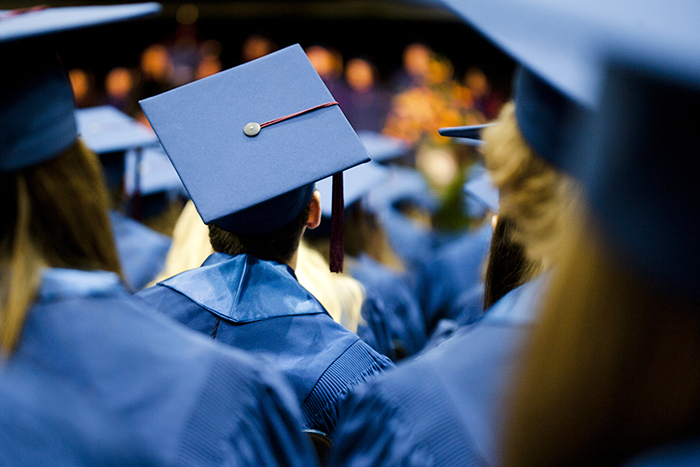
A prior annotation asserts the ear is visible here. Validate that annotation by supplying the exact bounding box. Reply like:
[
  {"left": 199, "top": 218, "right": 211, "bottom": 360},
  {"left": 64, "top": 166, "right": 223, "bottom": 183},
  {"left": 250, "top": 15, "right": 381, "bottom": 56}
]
[{"left": 307, "top": 190, "right": 322, "bottom": 230}]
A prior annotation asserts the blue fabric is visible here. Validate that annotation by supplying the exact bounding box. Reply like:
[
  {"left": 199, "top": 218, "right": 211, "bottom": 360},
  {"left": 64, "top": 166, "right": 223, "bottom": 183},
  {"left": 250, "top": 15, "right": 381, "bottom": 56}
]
[
  {"left": 0, "top": 267, "right": 317, "bottom": 466},
  {"left": 109, "top": 211, "right": 171, "bottom": 291},
  {"left": 351, "top": 254, "right": 427, "bottom": 361},
  {"left": 137, "top": 252, "right": 393, "bottom": 435},
  {"left": 417, "top": 223, "right": 493, "bottom": 334},
  {"left": 621, "top": 438, "right": 700, "bottom": 467},
  {"left": 329, "top": 278, "right": 544, "bottom": 467}
]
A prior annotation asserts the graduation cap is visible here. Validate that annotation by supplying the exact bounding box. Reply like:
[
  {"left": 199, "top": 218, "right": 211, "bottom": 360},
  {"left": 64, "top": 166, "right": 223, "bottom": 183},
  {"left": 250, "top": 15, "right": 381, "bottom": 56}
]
[
  {"left": 569, "top": 30, "right": 700, "bottom": 304},
  {"left": 75, "top": 105, "right": 160, "bottom": 190},
  {"left": 140, "top": 44, "right": 371, "bottom": 272},
  {"left": 356, "top": 131, "right": 411, "bottom": 163},
  {"left": 0, "top": 3, "right": 162, "bottom": 173},
  {"left": 438, "top": 123, "right": 498, "bottom": 147},
  {"left": 436, "top": 0, "right": 597, "bottom": 168},
  {"left": 315, "top": 161, "right": 391, "bottom": 217}
]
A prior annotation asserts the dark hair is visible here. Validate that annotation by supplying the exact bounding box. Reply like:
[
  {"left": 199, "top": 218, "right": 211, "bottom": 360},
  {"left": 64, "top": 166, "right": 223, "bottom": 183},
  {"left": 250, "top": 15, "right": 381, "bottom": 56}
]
[
  {"left": 209, "top": 202, "right": 311, "bottom": 264},
  {"left": 483, "top": 216, "right": 535, "bottom": 310},
  {"left": 0, "top": 140, "right": 121, "bottom": 354}
]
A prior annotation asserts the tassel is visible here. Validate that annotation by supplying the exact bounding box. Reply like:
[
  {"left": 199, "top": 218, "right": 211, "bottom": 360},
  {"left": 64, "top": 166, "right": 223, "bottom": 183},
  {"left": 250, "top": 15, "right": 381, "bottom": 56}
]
[{"left": 329, "top": 171, "right": 344, "bottom": 273}]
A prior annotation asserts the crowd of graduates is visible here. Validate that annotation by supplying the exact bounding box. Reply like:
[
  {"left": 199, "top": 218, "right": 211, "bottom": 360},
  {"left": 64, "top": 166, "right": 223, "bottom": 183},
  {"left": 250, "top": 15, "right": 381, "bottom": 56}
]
[{"left": 2, "top": 1, "right": 700, "bottom": 466}]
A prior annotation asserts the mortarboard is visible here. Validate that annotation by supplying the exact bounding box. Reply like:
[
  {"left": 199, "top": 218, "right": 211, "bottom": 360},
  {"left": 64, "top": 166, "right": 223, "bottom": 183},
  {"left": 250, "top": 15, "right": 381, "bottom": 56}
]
[
  {"left": 0, "top": 3, "right": 162, "bottom": 172},
  {"left": 75, "top": 105, "right": 159, "bottom": 155},
  {"left": 140, "top": 44, "right": 371, "bottom": 271},
  {"left": 315, "top": 162, "right": 390, "bottom": 217},
  {"left": 569, "top": 31, "right": 700, "bottom": 304},
  {"left": 436, "top": 0, "right": 597, "bottom": 167},
  {"left": 438, "top": 123, "right": 497, "bottom": 147},
  {"left": 124, "top": 146, "right": 186, "bottom": 198},
  {"left": 356, "top": 131, "right": 411, "bottom": 163}
]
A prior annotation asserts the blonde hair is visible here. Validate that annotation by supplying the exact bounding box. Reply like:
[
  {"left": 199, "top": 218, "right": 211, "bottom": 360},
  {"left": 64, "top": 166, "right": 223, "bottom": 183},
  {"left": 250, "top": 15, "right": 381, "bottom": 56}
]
[
  {"left": 503, "top": 202, "right": 700, "bottom": 467},
  {"left": 481, "top": 102, "right": 582, "bottom": 274},
  {"left": 0, "top": 141, "right": 121, "bottom": 355}
]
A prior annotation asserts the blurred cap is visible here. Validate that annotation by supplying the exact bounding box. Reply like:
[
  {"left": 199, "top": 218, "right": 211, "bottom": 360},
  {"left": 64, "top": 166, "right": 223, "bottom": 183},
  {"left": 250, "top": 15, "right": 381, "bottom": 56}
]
[
  {"left": 357, "top": 131, "right": 411, "bottom": 162},
  {"left": 0, "top": 3, "right": 162, "bottom": 172},
  {"left": 572, "top": 43, "right": 700, "bottom": 303},
  {"left": 140, "top": 43, "right": 370, "bottom": 234},
  {"left": 124, "top": 145, "right": 186, "bottom": 197},
  {"left": 75, "top": 105, "right": 159, "bottom": 154},
  {"left": 438, "top": 123, "right": 497, "bottom": 147},
  {"left": 316, "top": 161, "right": 390, "bottom": 217}
]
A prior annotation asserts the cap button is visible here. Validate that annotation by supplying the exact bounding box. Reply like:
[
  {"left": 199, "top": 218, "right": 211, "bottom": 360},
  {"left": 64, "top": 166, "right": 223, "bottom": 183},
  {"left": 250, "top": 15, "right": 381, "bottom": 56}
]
[{"left": 244, "top": 122, "right": 261, "bottom": 137}]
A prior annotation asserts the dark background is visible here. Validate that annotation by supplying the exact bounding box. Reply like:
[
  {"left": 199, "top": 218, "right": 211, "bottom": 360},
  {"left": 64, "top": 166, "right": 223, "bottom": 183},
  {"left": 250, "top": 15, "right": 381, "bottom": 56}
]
[{"left": 2, "top": 0, "right": 516, "bottom": 96}]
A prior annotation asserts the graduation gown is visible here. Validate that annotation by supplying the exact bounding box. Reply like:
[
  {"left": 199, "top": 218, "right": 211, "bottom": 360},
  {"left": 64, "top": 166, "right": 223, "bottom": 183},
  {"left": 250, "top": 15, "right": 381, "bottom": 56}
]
[
  {"left": 137, "top": 252, "right": 393, "bottom": 435},
  {"left": 0, "top": 268, "right": 317, "bottom": 467},
  {"left": 329, "top": 277, "right": 545, "bottom": 467},
  {"left": 109, "top": 210, "right": 171, "bottom": 291},
  {"left": 351, "top": 254, "right": 428, "bottom": 361},
  {"left": 416, "top": 222, "right": 493, "bottom": 335}
]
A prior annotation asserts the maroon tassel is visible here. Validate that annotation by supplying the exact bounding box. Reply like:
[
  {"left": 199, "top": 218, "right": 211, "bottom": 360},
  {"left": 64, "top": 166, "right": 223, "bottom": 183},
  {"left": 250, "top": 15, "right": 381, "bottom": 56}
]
[{"left": 329, "top": 171, "right": 344, "bottom": 273}]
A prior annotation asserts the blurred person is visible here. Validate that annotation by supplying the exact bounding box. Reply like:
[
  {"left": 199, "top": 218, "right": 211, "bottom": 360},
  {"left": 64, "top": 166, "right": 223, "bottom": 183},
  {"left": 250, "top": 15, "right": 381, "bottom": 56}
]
[
  {"left": 138, "top": 42, "right": 174, "bottom": 98},
  {"left": 68, "top": 68, "right": 97, "bottom": 108},
  {"left": 104, "top": 66, "right": 138, "bottom": 115},
  {"left": 391, "top": 42, "right": 433, "bottom": 91},
  {"left": 343, "top": 57, "right": 391, "bottom": 132},
  {"left": 464, "top": 67, "right": 503, "bottom": 120},
  {"left": 306, "top": 44, "right": 350, "bottom": 110},
  {"left": 327, "top": 0, "right": 594, "bottom": 462},
  {"left": 309, "top": 161, "right": 428, "bottom": 361},
  {"left": 74, "top": 105, "right": 173, "bottom": 291},
  {"left": 195, "top": 39, "right": 223, "bottom": 80},
  {"left": 137, "top": 45, "right": 393, "bottom": 437},
  {"left": 241, "top": 33, "right": 277, "bottom": 62},
  {"left": 0, "top": 5, "right": 317, "bottom": 466},
  {"left": 499, "top": 3, "right": 700, "bottom": 467}
]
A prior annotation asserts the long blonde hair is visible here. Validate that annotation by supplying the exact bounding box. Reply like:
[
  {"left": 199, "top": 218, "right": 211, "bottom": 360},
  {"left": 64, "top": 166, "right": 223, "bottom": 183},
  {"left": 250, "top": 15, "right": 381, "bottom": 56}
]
[
  {"left": 503, "top": 202, "right": 700, "bottom": 467},
  {"left": 482, "top": 102, "right": 581, "bottom": 274},
  {"left": 0, "top": 141, "right": 121, "bottom": 355}
]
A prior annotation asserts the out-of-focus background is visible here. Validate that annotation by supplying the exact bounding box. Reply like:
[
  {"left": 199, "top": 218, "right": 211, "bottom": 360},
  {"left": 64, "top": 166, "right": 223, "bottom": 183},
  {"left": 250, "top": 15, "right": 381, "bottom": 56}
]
[{"left": 3, "top": 0, "right": 514, "bottom": 236}]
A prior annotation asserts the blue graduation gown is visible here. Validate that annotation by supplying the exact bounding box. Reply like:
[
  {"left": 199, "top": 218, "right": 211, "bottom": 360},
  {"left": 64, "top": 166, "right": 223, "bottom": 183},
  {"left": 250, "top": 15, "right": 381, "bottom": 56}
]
[
  {"left": 137, "top": 252, "right": 393, "bottom": 435},
  {"left": 0, "top": 268, "right": 317, "bottom": 467},
  {"left": 329, "top": 278, "right": 545, "bottom": 467},
  {"left": 109, "top": 210, "right": 171, "bottom": 291},
  {"left": 416, "top": 222, "right": 493, "bottom": 335},
  {"left": 621, "top": 438, "right": 700, "bottom": 467},
  {"left": 350, "top": 254, "right": 428, "bottom": 361}
]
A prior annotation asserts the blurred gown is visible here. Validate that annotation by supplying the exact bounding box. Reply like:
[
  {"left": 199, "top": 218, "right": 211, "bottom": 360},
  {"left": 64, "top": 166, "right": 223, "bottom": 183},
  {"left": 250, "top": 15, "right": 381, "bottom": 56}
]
[
  {"left": 109, "top": 210, "right": 171, "bottom": 291},
  {"left": 416, "top": 222, "right": 493, "bottom": 335},
  {"left": 137, "top": 252, "right": 393, "bottom": 436},
  {"left": 328, "top": 276, "right": 545, "bottom": 467},
  {"left": 0, "top": 268, "right": 317, "bottom": 467},
  {"left": 350, "top": 254, "right": 428, "bottom": 361}
]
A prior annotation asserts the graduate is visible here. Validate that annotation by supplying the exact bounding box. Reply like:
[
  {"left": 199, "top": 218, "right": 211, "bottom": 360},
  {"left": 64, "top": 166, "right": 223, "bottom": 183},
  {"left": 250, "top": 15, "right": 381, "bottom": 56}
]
[
  {"left": 312, "top": 160, "right": 428, "bottom": 361},
  {"left": 74, "top": 105, "right": 173, "bottom": 291},
  {"left": 0, "top": 5, "right": 316, "bottom": 466},
  {"left": 327, "top": 0, "right": 594, "bottom": 464},
  {"left": 136, "top": 44, "right": 393, "bottom": 437}
]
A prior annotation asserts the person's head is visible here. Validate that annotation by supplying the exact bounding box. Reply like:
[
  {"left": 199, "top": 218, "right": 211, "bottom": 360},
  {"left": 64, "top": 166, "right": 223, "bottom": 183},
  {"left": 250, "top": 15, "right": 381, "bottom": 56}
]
[
  {"left": 209, "top": 190, "right": 321, "bottom": 268},
  {"left": 140, "top": 44, "right": 371, "bottom": 273},
  {"left": 481, "top": 101, "right": 582, "bottom": 274}
]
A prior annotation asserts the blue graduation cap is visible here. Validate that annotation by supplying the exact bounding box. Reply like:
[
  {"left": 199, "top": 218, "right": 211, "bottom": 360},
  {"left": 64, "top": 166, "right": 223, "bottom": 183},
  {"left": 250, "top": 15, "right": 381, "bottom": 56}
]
[
  {"left": 75, "top": 105, "right": 159, "bottom": 155},
  {"left": 124, "top": 146, "right": 186, "bottom": 198},
  {"left": 356, "top": 131, "right": 411, "bottom": 163},
  {"left": 570, "top": 34, "right": 700, "bottom": 304},
  {"left": 437, "top": 0, "right": 597, "bottom": 167},
  {"left": 0, "top": 3, "right": 162, "bottom": 173},
  {"left": 438, "top": 123, "right": 498, "bottom": 147},
  {"left": 140, "top": 44, "right": 371, "bottom": 271},
  {"left": 315, "top": 161, "right": 391, "bottom": 217}
]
